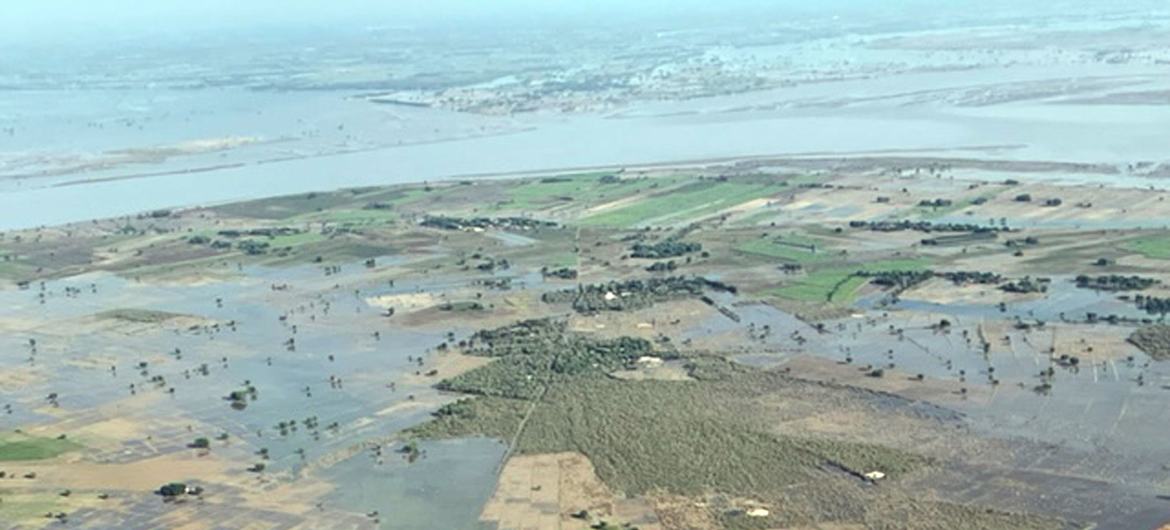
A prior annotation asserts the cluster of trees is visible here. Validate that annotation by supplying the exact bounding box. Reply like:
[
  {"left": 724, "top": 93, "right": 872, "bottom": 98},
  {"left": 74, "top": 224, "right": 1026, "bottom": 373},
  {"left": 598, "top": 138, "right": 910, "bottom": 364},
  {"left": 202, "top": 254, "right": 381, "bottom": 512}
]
[
  {"left": 217, "top": 227, "right": 301, "bottom": 238},
  {"left": 939, "top": 271, "right": 1002, "bottom": 285},
  {"left": 542, "top": 276, "right": 735, "bottom": 314},
  {"left": 859, "top": 270, "right": 934, "bottom": 291},
  {"left": 645, "top": 260, "right": 679, "bottom": 273},
  {"left": 629, "top": 240, "right": 702, "bottom": 259},
  {"left": 1000, "top": 277, "right": 1050, "bottom": 293},
  {"left": 848, "top": 220, "right": 1002, "bottom": 233},
  {"left": 1075, "top": 275, "right": 1158, "bottom": 292},
  {"left": 420, "top": 215, "right": 558, "bottom": 231},
  {"left": 541, "top": 267, "right": 579, "bottom": 280},
  {"left": 236, "top": 240, "right": 271, "bottom": 256},
  {"left": 862, "top": 270, "right": 1004, "bottom": 291},
  {"left": 463, "top": 318, "right": 569, "bottom": 357},
  {"left": 436, "top": 319, "right": 660, "bottom": 399},
  {"left": 918, "top": 198, "right": 953, "bottom": 208},
  {"left": 1134, "top": 294, "right": 1170, "bottom": 317}
]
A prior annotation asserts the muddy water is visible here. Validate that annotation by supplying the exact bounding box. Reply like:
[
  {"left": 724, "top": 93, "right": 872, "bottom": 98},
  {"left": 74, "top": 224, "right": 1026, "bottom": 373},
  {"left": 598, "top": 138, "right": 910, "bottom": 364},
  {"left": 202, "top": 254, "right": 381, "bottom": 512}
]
[
  {"left": 0, "top": 260, "right": 509, "bottom": 527},
  {"left": 324, "top": 438, "right": 505, "bottom": 530},
  {"left": 693, "top": 287, "right": 1170, "bottom": 461}
]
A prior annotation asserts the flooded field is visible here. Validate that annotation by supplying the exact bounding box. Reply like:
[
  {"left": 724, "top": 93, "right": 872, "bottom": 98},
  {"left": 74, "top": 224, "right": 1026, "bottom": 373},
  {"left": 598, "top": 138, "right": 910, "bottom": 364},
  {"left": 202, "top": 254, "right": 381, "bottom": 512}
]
[{"left": 5, "top": 2, "right": 1170, "bottom": 529}]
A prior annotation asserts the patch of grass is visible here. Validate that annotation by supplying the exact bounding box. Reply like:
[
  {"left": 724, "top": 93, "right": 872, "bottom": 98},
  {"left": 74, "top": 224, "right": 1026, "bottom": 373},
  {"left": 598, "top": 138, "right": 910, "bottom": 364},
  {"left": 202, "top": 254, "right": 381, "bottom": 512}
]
[
  {"left": 404, "top": 397, "right": 528, "bottom": 441},
  {"left": 913, "top": 195, "right": 988, "bottom": 220},
  {"left": 415, "top": 374, "right": 928, "bottom": 499},
  {"left": 0, "top": 433, "right": 80, "bottom": 461},
  {"left": 213, "top": 191, "right": 361, "bottom": 220},
  {"left": 731, "top": 208, "right": 780, "bottom": 227},
  {"left": 97, "top": 308, "right": 188, "bottom": 324},
  {"left": 267, "top": 231, "right": 328, "bottom": 248},
  {"left": 1124, "top": 234, "right": 1170, "bottom": 259},
  {"left": 499, "top": 173, "right": 609, "bottom": 210},
  {"left": 493, "top": 173, "right": 684, "bottom": 213},
  {"left": 580, "top": 180, "right": 785, "bottom": 228},
  {"left": 735, "top": 238, "right": 830, "bottom": 264},
  {"left": 0, "top": 259, "right": 32, "bottom": 280},
  {"left": 297, "top": 209, "right": 397, "bottom": 226},
  {"left": 769, "top": 259, "right": 929, "bottom": 303},
  {"left": 0, "top": 491, "right": 63, "bottom": 522}
]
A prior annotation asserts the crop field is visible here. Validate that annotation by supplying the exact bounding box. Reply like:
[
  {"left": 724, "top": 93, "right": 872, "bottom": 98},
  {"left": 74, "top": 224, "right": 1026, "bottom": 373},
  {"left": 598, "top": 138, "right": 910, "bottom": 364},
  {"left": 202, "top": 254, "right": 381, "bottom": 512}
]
[
  {"left": 769, "top": 258, "right": 930, "bottom": 303},
  {"left": 494, "top": 173, "right": 616, "bottom": 209},
  {"left": 735, "top": 237, "right": 831, "bottom": 264},
  {"left": 1123, "top": 233, "right": 1170, "bottom": 259},
  {"left": 580, "top": 180, "right": 786, "bottom": 228},
  {"left": 0, "top": 433, "right": 80, "bottom": 461}
]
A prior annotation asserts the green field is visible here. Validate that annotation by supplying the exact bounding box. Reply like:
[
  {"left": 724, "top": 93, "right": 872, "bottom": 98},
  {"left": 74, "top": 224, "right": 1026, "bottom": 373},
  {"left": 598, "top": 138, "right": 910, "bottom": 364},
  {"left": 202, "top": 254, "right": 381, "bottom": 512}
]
[
  {"left": 0, "top": 492, "right": 66, "bottom": 523},
  {"left": 911, "top": 190, "right": 1001, "bottom": 220},
  {"left": 412, "top": 371, "right": 927, "bottom": 498},
  {"left": 1124, "top": 234, "right": 1170, "bottom": 259},
  {"left": 491, "top": 173, "right": 684, "bottom": 213},
  {"left": 294, "top": 208, "right": 398, "bottom": 226},
  {"left": 0, "top": 433, "right": 80, "bottom": 461},
  {"left": 267, "top": 231, "right": 328, "bottom": 248},
  {"left": 736, "top": 237, "right": 830, "bottom": 264},
  {"left": 770, "top": 258, "right": 929, "bottom": 303},
  {"left": 580, "top": 180, "right": 785, "bottom": 228}
]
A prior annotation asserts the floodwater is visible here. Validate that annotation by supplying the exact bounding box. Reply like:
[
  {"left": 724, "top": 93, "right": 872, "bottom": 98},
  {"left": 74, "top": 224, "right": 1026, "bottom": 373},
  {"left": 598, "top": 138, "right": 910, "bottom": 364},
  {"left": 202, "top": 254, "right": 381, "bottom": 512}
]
[
  {"left": 324, "top": 438, "right": 505, "bottom": 530},
  {"left": 4, "top": 62, "right": 1170, "bottom": 229},
  {"left": 0, "top": 259, "right": 510, "bottom": 526}
]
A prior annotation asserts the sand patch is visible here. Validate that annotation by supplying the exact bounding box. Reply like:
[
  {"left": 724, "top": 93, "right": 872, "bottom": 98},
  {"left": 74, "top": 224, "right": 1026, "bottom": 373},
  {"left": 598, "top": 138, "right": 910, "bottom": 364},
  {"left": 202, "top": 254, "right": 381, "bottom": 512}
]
[
  {"left": 0, "top": 365, "right": 46, "bottom": 392},
  {"left": 402, "top": 351, "right": 494, "bottom": 386},
  {"left": 365, "top": 292, "right": 438, "bottom": 312},
  {"left": 9, "top": 452, "right": 233, "bottom": 492},
  {"left": 481, "top": 452, "right": 662, "bottom": 530}
]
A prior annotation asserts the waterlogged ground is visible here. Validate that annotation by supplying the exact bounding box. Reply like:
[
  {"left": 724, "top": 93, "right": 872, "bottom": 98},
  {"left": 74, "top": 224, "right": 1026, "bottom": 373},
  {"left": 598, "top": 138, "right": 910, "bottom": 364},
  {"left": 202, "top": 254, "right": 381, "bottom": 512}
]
[
  {"left": 3, "top": 161, "right": 1170, "bottom": 529},
  {"left": 0, "top": 259, "right": 538, "bottom": 529}
]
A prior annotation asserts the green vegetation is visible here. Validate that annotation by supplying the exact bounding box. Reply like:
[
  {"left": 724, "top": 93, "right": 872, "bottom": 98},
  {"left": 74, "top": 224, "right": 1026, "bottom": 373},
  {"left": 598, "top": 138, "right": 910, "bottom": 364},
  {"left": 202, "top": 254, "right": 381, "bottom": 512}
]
[
  {"left": 736, "top": 238, "right": 830, "bottom": 264},
  {"left": 542, "top": 276, "right": 735, "bottom": 314},
  {"left": 1124, "top": 234, "right": 1170, "bottom": 259},
  {"left": 437, "top": 319, "right": 657, "bottom": 399},
  {"left": 770, "top": 259, "right": 929, "bottom": 303},
  {"left": 581, "top": 180, "right": 785, "bottom": 228},
  {"left": 0, "top": 433, "right": 80, "bottom": 461},
  {"left": 0, "top": 492, "right": 67, "bottom": 522},
  {"left": 416, "top": 370, "right": 927, "bottom": 499},
  {"left": 1128, "top": 325, "right": 1170, "bottom": 361},
  {"left": 912, "top": 190, "right": 999, "bottom": 220},
  {"left": 406, "top": 397, "right": 529, "bottom": 440},
  {"left": 96, "top": 308, "right": 189, "bottom": 323}
]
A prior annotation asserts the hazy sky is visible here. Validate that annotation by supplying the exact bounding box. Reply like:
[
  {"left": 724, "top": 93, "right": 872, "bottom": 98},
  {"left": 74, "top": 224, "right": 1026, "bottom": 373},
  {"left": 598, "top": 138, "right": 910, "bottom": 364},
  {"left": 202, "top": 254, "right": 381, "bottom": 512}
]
[
  {"left": 0, "top": 0, "right": 930, "bottom": 43},
  {"left": 2, "top": 0, "right": 1157, "bottom": 48}
]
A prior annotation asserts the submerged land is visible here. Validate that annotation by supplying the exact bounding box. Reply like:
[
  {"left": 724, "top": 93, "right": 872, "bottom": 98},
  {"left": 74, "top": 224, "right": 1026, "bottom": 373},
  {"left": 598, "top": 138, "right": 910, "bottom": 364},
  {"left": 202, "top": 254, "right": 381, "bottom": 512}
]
[
  {"left": 3, "top": 156, "right": 1170, "bottom": 529},
  {"left": 4, "top": 2, "right": 1170, "bottom": 529}
]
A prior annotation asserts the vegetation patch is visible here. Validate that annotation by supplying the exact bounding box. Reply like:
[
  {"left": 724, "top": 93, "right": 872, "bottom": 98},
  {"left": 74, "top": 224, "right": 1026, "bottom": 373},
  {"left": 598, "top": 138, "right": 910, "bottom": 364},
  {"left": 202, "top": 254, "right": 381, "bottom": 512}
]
[
  {"left": 416, "top": 366, "right": 928, "bottom": 500},
  {"left": 581, "top": 180, "right": 785, "bottom": 228},
  {"left": 1123, "top": 234, "right": 1170, "bottom": 259},
  {"left": 0, "top": 433, "right": 80, "bottom": 461},
  {"left": 436, "top": 319, "right": 660, "bottom": 399},
  {"left": 629, "top": 239, "right": 702, "bottom": 259},
  {"left": 736, "top": 237, "right": 829, "bottom": 264},
  {"left": 771, "top": 259, "right": 929, "bottom": 304},
  {"left": 542, "top": 276, "right": 736, "bottom": 314},
  {"left": 1074, "top": 274, "right": 1158, "bottom": 292},
  {"left": 421, "top": 215, "right": 558, "bottom": 231},
  {"left": 96, "top": 308, "right": 190, "bottom": 324},
  {"left": 1128, "top": 325, "right": 1170, "bottom": 360}
]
